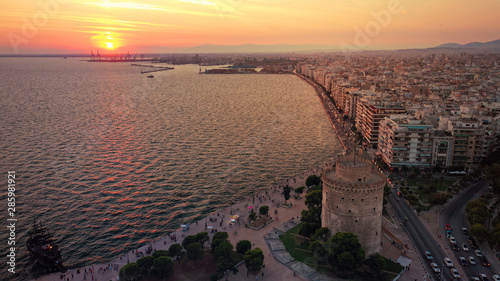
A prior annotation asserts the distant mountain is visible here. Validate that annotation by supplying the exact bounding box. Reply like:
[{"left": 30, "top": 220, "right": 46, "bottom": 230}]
[
  {"left": 433, "top": 39, "right": 500, "bottom": 49},
  {"left": 175, "top": 43, "right": 340, "bottom": 53}
]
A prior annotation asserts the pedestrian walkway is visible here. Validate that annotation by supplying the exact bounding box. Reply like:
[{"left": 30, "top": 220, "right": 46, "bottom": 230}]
[{"left": 32, "top": 160, "right": 341, "bottom": 281}]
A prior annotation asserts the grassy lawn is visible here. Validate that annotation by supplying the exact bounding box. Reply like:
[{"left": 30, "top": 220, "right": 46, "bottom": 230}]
[
  {"left": 382, "top": 207, "right": 394, "bottom": 224},
  {"left": 403, "top": 176, "right": 459, "bottom": 210},
  {"left": 280, "top": 224, "right": 403, "bottom": 281},
  {"left": 406, "top": 177, "right": 457, "bottom": 192}
]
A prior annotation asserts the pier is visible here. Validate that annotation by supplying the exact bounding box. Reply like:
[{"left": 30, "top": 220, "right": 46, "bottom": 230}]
[{"left": 131, "top": 63, "right": 175, "bottom": 74}]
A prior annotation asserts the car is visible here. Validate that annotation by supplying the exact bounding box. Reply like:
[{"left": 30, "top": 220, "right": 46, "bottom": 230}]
[
  {"left": 463, "top": 227, "right": 469, "bottom": 235},
  {"left": 445, "top": 224, "right": 451, "bottom": 230},
  {"left": 452, "top": 243, "right": 460, "bottom": 251},
  {"left": 492, "top": 275, "right": 500, "bottom": 281},
  {"left": 425, "top": 251, "right": 433, "bottom": 260},
  {"left": 469, "top": 256, "right": 477, "bottom": 265},
  {"left": 475, "top": 249, "right": 483, "bottom": 257},
  {"left": 460, "top": 256, "right": 468, "bottom": 266},
  {"left": 482, "top": 256, "right": 490, "bottom": 267},
  {"left": 444, "top": 257, "right": 454, "bottom": 267},
  {"left": 447, "top": 229, "right": 453, "bottom": 237},
  {"left": 471, "top": 278, "right": 481, "bottom": 281},
  {"left": 450, "top": 236, "right": 457, "bottom": 243},
  {"left": 470, "top": 237, "right": 479, "bottom": 249},
  {"left": 479, "top": 273, "right": 489, "bottom": 281},
  {"left": 451, "top": 268, "right": 461, "bottom": 278},
  {"left": 462, "top": 243, "right": 469, "bottom": 251},
  {"left": 431, "top": 262, "right": 441, "bottom": 273}
]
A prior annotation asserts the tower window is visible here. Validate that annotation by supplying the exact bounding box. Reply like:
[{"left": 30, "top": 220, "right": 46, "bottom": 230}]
[
  {"left": 348, "top": 210, "right": 351, "bottom": 213},
  {"left": 351, "top": 198, "right": 354, "bottom": 201},
  {"left": 361, "top": 199, "right": 364, "bottom": 202},
  {"left": 358, "top": 178, "right": 361, "bottom": 181},
  {"left": 342, "top": 197, "right": 344, "bottom": 200},
  {"left": 355, "top": 219, "right": 358, "bottom": 223}
]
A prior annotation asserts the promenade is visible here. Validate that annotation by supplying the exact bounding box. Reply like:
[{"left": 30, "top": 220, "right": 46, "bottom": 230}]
[{"left": 33, "top": 160, "right": 338, "bottom": 281}]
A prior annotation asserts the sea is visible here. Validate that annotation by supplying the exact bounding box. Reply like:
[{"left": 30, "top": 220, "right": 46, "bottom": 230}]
[{"left": 0, "top": 58, "right": 341, "bottom": 280}]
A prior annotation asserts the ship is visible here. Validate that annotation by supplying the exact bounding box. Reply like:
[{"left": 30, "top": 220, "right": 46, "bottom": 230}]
[{"left": 26, "top": 220, "right": 65, "bottom": 272}]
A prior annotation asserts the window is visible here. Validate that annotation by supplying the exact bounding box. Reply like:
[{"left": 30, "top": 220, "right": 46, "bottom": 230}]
[
  {"left": 355, "top": 220, "right": 358, "bottom": 223},
  {"left": 352, "top": 198, "right": 354, "bottom": 201}
]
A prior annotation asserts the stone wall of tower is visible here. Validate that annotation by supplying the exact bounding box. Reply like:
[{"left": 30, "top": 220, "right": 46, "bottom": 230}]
[{"left": 321, "top": 158, "right": 386, "bottom": 256}]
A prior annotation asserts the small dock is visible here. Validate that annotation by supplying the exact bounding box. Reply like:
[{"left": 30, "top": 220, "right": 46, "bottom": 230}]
[{"left": 131, "top": 63, "right": 174, "bottom": 74}]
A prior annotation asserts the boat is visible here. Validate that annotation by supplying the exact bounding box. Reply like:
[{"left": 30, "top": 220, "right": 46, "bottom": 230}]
[
  {"left": 147, "top": 75, "right": 154, "bottom": 78},
  {"left": 26, "top": 220, "right": 65, "bottom": 272}
]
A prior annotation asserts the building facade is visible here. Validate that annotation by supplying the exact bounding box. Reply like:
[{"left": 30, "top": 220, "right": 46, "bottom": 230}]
[{"left": 322, "top": 155, "right": 386, "bottom": 256}]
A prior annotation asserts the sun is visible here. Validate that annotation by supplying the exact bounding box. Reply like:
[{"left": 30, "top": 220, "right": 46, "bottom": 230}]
[{"left": 105, "top": 42, "right": 114, "bottom": 49}]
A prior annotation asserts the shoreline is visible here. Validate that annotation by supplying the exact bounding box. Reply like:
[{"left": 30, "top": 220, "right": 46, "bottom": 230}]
[
  {"left": 293, "top": 73, "right": 347, "bottom": 151},
  {"left": 32, "top": 158, "right": 338, "bottom": 281},
  {"left": 31, "top": 72, "right": 347, "bottom": 281}
]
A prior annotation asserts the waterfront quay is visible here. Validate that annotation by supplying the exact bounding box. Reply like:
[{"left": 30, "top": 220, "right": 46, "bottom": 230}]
[{"left": 32, "top": 160, "right": 338, "bottom": 281}]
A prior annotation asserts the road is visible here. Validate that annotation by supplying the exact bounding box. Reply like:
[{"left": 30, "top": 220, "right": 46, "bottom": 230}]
[
  {"left": 440, "top": 181, "right": 499, "bottom": 279},
  {"left": 388, "top": 193, "right": 450, "bottom": 280}
]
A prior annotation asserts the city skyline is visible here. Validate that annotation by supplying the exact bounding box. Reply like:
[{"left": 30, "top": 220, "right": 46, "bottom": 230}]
[{"left": 1, "top": 0, "right": 500, "bottom": 54}]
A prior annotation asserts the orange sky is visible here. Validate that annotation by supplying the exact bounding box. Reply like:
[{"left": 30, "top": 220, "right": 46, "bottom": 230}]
[{"left": 0, "top": 0, "right": 499, "bottom": 54}]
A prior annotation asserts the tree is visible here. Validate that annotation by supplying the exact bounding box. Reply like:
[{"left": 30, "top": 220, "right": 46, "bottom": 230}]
[
  {"left": 196, "top": 232, "right": 209, "bottom": 247},
  {"left": 485, "top": 164, "right": 500, "bottom": 194},
  {"left": 470, "top": 224, "right": 489, "bottom": 242},
  {"left": 168, "top": 243, "right": 183, "bottom": 259},
  {"left": 152, "top": 250, "right": 170, "bottom": 259},
  {"left": 299, "top": 206, "right": 322, "bottom": 237},
  {"left": 306, "top": 175, "right": 321, "bottom": 187},
  {"left": 295, "top": 186, "right": 305, "bottom": 196},
  {"left": 152, "top": 256, "right": 174, "bottom": 279},
  {"left": 211, "top": 232, "right": 229, "bottom": 252},
  {"left": 364, "top": 253, "right": 386, "bottom": 281},
  {"left": 214, "top": 240, "right": 233, "bottom": 260},
  {"left": 182, "top": 235, "right": 199, "bottom": 250},
  {"left": 305, "top": 190, "right": 322, "bottom": 208},
  {"left": 119, "top": 262, "right": 141, "bottom": 281},
  {"left": 430, "top": 192, "right": 451, "bottom": 205},
  {"left": 244, "top": 248, "right": 265, "bottom": 272},
  {"left": 248, "top": 212, "right": 257, "bottom": 221},
  {"left": 466, "top": 199, "right": 490, "bottom": 225},
  {"left": 236, "top": 240, "right": 252, "bottom": 256},
  {"left": 326, "top": 232, "right": 365, "bottom": 275},
  {"left": 259, "top": 205, "right": 269, "bottom": 216},
  {"left": 186, "top": 242, "right": 203, "bottom": 260},
  {"left": 312, "top": 227, "right": 330, "bottom": 242},
  {"left": 309, "top": 240, "right": 328, "bottom": 262},
  {"left": 136, "top": 256, "right": 155, "bottom": 276},
  {"left": 213, "top": 231, "right": 229, "bottom": 241},
  {"left": 283, "top": 184, "right": 291, "bottom": 204}
]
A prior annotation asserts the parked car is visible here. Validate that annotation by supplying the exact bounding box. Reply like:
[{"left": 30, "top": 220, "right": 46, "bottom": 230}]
[
  {"left": 459, "top": 256, "right": 468, "bottom": 266},
  {"left": 425, "top": 251, "right": 433, "bottom": 260},
  {"left": 445, "top": 224, "right": 451, "bottom": 230},
  {"left": 475, "top": 249, "right": 483, "bottom": 257},
  {"left": 471, "top": 277, "right": 480, "bottom": 281},
  {"left": 431, "top": 262, "right": 441, "bottom": 273},
  {"left": 462, "top": 227, "right": 469, "bottom": 235},
  {"left": 451, "top": 268, "right": 461, "bottom": 279},
  {"left": 444, "top": 257, "right": 454, "bottom": 267},
  {"left": 492, "top": 275, "right": 500, "bottom": 281},
  {"left": 469, "top": 256, "right": 477, "bottom": 265},
  {"left": 462, "top": 243, "right": 469, "bottom": 251},
  {"left": 452, "top": 243, "right": 460, "bottom": 251}
]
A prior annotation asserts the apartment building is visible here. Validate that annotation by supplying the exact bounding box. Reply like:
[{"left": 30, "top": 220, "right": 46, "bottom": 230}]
[{"left": 378, "top": 116, "right": 434, "bottom": 168}]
